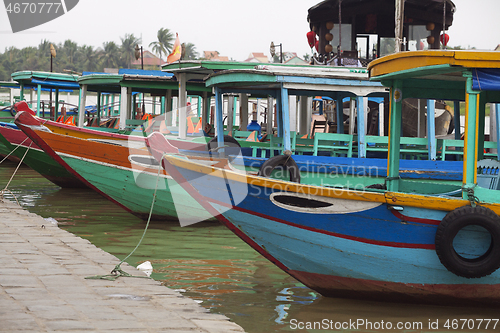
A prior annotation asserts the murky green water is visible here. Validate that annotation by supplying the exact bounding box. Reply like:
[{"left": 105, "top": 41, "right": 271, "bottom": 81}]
[{"left": 1, "top": 160, "right": 499, "bottom": 333}]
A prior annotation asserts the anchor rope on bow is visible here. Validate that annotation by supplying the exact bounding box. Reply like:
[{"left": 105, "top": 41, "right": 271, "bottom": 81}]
[{"left": 0, "top": 140, "right": 32, "bottom": 205}]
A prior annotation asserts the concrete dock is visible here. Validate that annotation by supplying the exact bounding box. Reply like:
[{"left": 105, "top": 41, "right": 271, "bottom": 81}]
[{"left": 0, "top": 198, "right": 246, "bottom": 333}]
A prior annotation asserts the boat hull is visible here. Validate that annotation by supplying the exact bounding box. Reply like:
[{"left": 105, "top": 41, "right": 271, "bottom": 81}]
[
  {"left": 15, "top": 114, "right": 213, "bottom": 222},
  {"left": 0, "top": 122, "right": 86, "bottom": 188},
  {"left": 161, "top": 153, "right": 500, "bottom": 306}
]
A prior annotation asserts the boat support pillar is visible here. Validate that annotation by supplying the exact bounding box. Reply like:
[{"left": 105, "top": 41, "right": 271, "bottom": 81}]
[{"left": 387, "top": 81, "right": 403, "bottom": 192}]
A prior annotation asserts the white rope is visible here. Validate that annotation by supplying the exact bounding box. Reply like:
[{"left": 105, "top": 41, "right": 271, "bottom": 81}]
[
  {"left": 0, "top": 137, "right": 29, "bottom": 165},
  {"left": 1, "top": 142, "right": 32, "bottom": 205}
]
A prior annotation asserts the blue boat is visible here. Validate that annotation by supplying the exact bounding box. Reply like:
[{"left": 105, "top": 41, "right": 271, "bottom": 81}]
[{"left": 149, "top": 50, "right": 500, "bottom": 305}]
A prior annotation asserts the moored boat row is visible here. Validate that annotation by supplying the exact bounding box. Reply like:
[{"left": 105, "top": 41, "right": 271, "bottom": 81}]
[
  {"left": 4, "top": 49, "right": 500, "bottom": 306},
  {"left": 145, "top": 50, "right": 500, "bottom": 306}
]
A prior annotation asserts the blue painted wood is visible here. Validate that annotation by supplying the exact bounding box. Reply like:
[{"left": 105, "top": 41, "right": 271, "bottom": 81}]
[
  {"left": 281, "top": 85, "right": 291, "bottom": 152},
  {"left": 36, "top": 84, "right": 41, "bottom": 117},
  {"left": 217, "top": 205, "right": 500, "bottom": 285},
  {"left": 427, "top": 100, "right": 436, "bottom": 160},
  {"left": 166, "top": 160, "right": 500, "bottom": 293},
  {"left": 231, "top": 155, "right": 463, "bottom": 180},
  {"left": 215, "top": 87, "right": 224, "bottom": 152}
]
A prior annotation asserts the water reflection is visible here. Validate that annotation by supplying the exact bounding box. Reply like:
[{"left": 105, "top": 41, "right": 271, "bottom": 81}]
[{"left": 1, "top": 160, "right": 499, "bottom": 333}]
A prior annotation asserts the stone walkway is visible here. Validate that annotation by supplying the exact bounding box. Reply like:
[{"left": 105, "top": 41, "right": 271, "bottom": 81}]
[{"left": 0, "top": 199, "right": 245, "bottom": 333}]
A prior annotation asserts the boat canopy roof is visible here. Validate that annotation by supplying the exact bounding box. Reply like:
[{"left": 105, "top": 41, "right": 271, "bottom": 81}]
[
  {"left": 161, "top": 60, "right": 315, "bottom": 82},
  {"left": 308, "top": 0, "right": 455, "bottom": 30},
  {"left": 77, "top": 68, "right": 210, "bottom": 95},
  {"left": 11, "top": 71, "right": 80, "bottom": 90},
  {"left": 205, "top": 64, "right": 387, "bottom": 98},
  {"left": 368, "top": 50, "right": 500, "bottom": 102}
]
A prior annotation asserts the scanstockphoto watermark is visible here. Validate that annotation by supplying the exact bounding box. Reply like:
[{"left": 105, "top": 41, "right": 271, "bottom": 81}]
[
  {"left": 289, "top": 318, "right": 499, "bottom": 331},
  {"left": 3, "top": 0, "right": 79, "bottom": 33},
  {"left": 290, "top": 319, "right": 424, "bottom": 331}
]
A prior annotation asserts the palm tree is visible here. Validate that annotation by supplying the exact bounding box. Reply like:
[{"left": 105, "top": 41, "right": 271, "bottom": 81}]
[
  {"left": 37, "top": 39, "right": 51, "bottom": 57},
  {"left": 3, "top": 47, "right": 20, "bottom": 77},
  {"left": 23, "top": 46, "right": 39, "bottom": 70},
  {"left": 149, "top": 28, "right": 174, "bottom": 61},
  {"left": 182, "top": 43, "right": 198, "bottom": 60},
  {"left": 79, "top": 45, "right": 99, "bottom": 72},
  {"left": 100, "top": 41, "right": 120, "bottom": 69},
  {"left": 120, "top": 33, "right": 141, "bottom": 68},
  {"left": 63, "top": 39, "right": 78, "bottom": 64}
]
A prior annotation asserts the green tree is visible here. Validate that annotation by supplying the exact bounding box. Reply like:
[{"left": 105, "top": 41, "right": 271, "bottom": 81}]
[
  {"left": 23, "top": 46, "right": 39, "bottom": 70},
  {"left": 37, "top": 39, "right": 52, "bottom": 57},
  {"left": 182, "top": 42, "right": 198, "bottom": 60},
  {"left": 100, "top": 41, "right": 120, "bottom": 69},
  {"left": 79, "top": 45, "right": 99, "bottom": 72},
  {"left": 149, "top": 28, "right": 174, "bottom": 61},
  {"left": 63, "top": 39, "right": 78, "bottom": 64},
  {"left": 2, "top": 47, "right": 20, "bottom": 77},
  {"left": 120, "top": 33, "right": 141, "bottom": 68}
]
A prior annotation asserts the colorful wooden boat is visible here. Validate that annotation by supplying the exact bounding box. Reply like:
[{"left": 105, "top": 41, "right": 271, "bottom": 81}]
[
  {"left": 0, "top": 69, "right": 87, "bottom": 187},
  {"left": 14, "top": 109, "right": 214, "bottom": 222},
  {"left": 150, "top": 50, "right": 500, "bottom": 305},
  {"left": 0, "top": 120, "right": 85, "bottom": 187},
  {"left": 11, "top": 64, "right": 270, "bottom": 219}
]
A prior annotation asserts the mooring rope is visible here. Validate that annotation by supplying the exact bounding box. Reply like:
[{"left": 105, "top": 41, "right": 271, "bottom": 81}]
[
  {"left": 0, "top": 137, "right": 29, "bottom": 165},
  {"left": 0, "top": 141, "right": 32, "bottom": 205},
  {"left": 85, "top": 164, "right": 162, "bottom": 281}
]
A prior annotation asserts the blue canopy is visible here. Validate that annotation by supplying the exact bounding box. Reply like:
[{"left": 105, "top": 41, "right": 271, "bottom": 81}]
[
  {"left": 118, "top": 69, "right": 173, "bottom": 77},
  {"left": 472, "top": 68, "right": 500, "bottom": 91},
  {"left": 31, "top": 79, "right": 80, "bottom": 90}
]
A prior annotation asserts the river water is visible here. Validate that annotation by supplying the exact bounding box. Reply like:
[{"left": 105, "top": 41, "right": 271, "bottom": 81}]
[{"left": 1, "top": 160, "right": 499, "bottom": 333}]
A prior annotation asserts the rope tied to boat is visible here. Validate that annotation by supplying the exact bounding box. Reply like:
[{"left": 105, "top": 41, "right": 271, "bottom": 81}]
[
  {"left": 0, "top": 140, "right": 32, "bottom": 206},
  {"left": 0, "top": 137, "right": 29, "bottom": 165},
  {"left": 384, "top": 176, "right": 401, "bottom": 188},
  {"left": 465, "top": 186, "right": 480, "bottom": 208},
  {"left": 283, "top": 149, "right": 293, "bottom": 163},
  {"left": 85, "top": 164, "right": 162, "bottom": 281}
]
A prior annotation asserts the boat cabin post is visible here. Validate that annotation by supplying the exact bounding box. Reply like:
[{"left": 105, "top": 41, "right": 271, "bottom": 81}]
[
  {"left": 463, "top": 73, "right": 480, "bottom": 194},
  {"left": 386, "top": 80, "right": 402, "bottom": 192},
  {"left": 177, "top": 72, "right": 188, "bottom": 139},
  {"left": 214, "top": 86, "right": 224, "bottom": 152}
]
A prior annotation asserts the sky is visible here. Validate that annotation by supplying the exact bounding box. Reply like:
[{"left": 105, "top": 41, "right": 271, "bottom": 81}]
[{"left": 0, "top": 0, "right": 499, "bottom": 62}]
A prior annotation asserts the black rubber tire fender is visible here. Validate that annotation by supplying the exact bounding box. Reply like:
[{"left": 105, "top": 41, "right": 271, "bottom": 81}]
[
  {"left": 435, "top": 205, "right": 500, "bottom": 278},
  {"left": 257, "top": 153, "right": 301, "bottom": 183},
  {"left": 207, "top": 135, "right": 241, "bottom": 151}
]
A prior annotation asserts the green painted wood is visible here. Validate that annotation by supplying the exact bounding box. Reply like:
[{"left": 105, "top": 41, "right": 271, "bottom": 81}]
[
  {"left": 36, "top": 84, "right": 41, "bottom": 117},
  {"left": 387, "top": 80, "right": 402, "bottom": 192},
  {"left": 372, "top": 64, "right": 462, "bottom": 82},
  {"left": 477, "top": 96, "right": 486, "bottom": 160},
  {"left": 313, "top": 133, "right": 354, "bottom": 157},
  {"left": 19, "top": 83, "right": 24, "bottom": 102},
  {"left": 463, "top": 75, "right": 479, "bottom": 192},
  {"left": 11, "top": 71, "right": 79, "bottom": 84},
  {"left": 60, "top": 153, "right": 213, "bottom": 221},
  {"left": 206, "top": 73, "right": 278, "bottom": 87}
]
